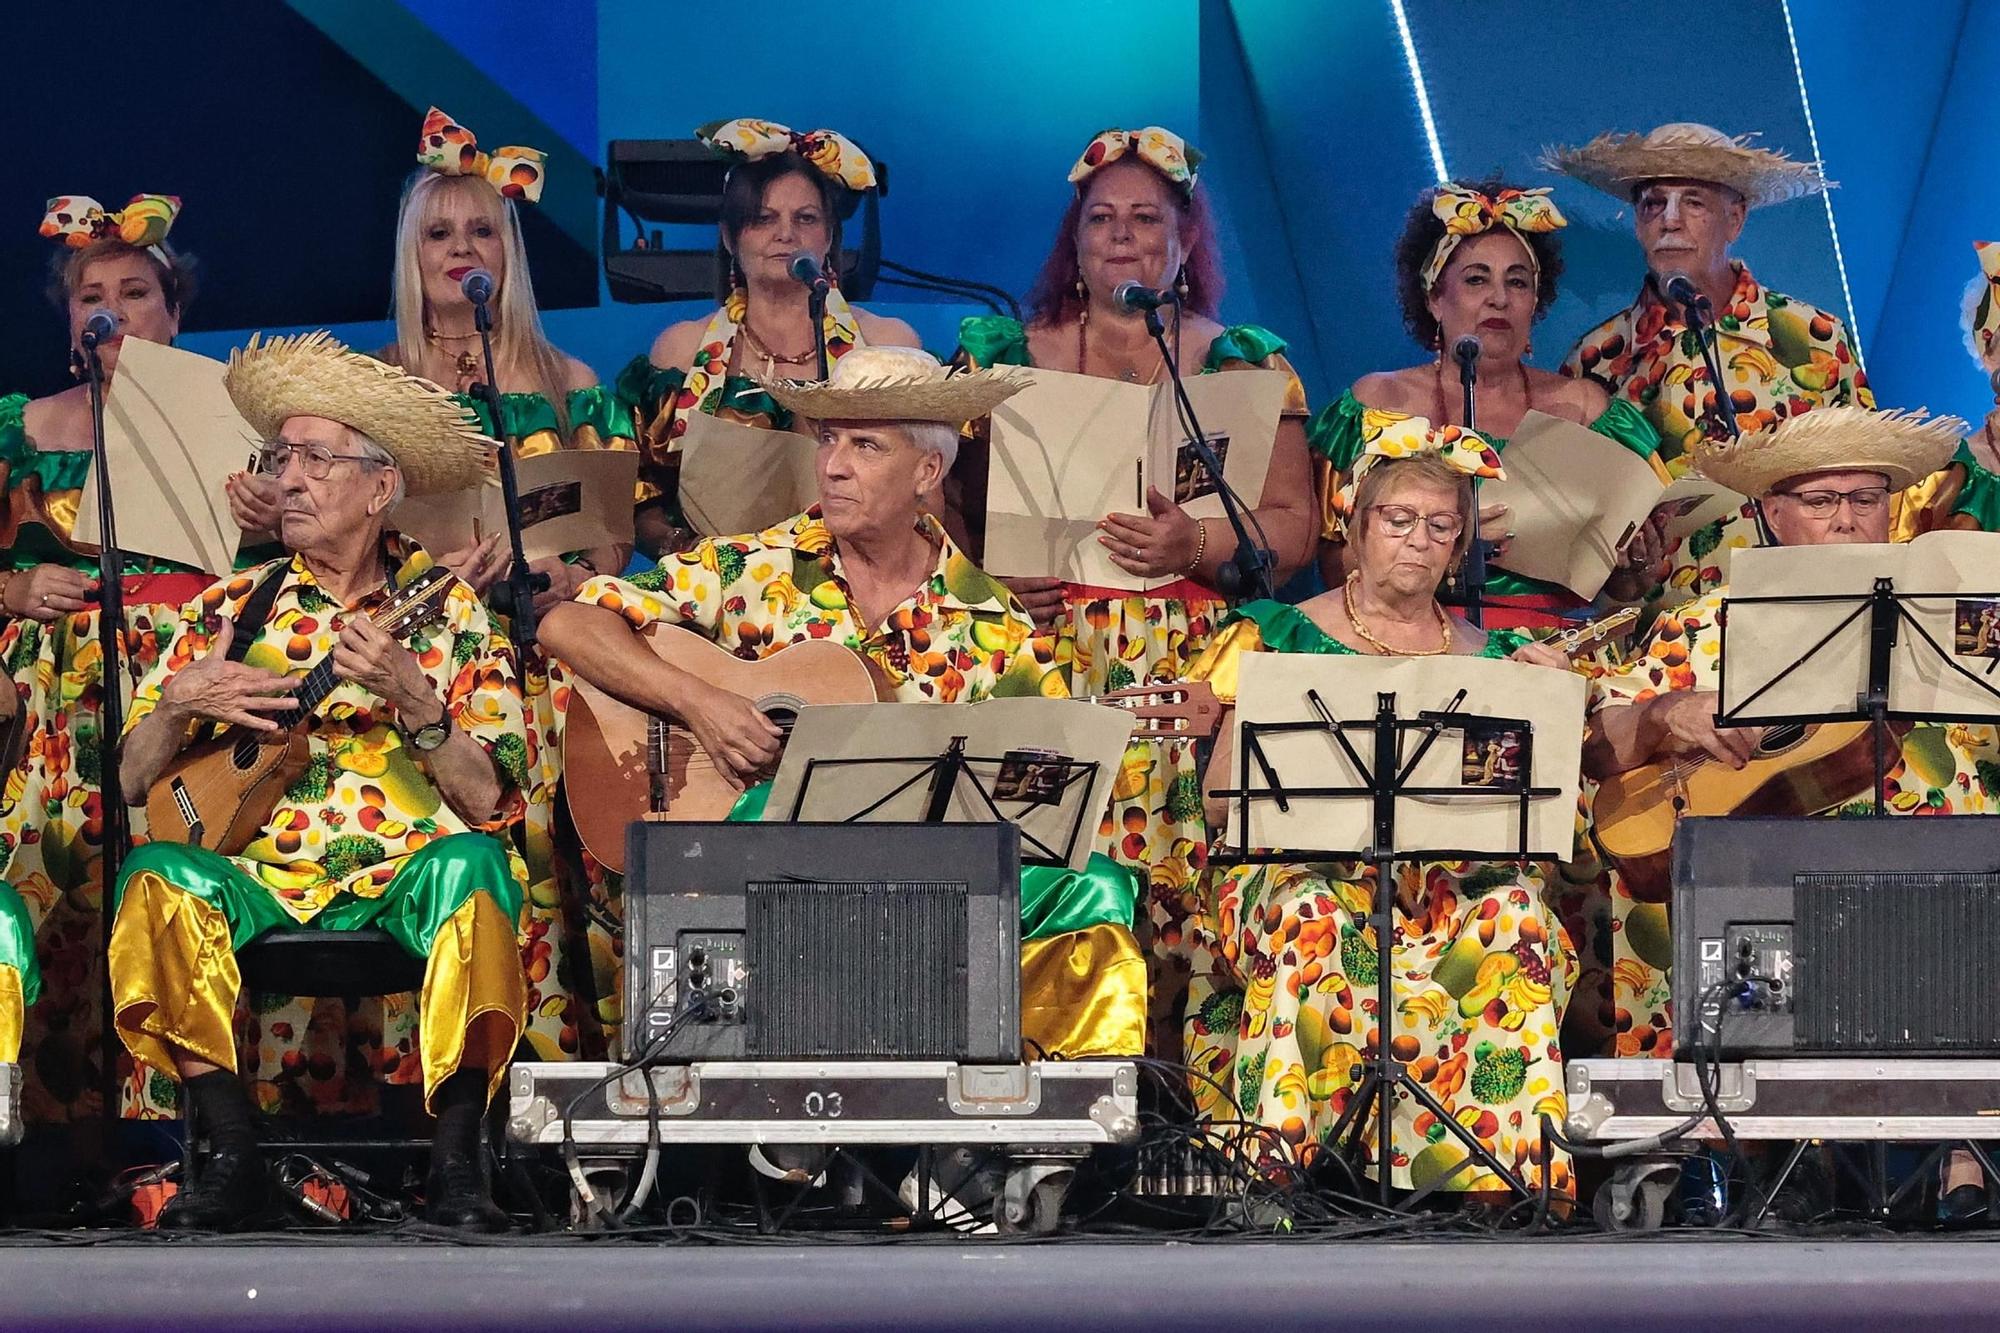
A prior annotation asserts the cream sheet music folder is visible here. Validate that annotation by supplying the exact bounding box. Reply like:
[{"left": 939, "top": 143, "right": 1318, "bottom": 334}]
[
  {"left": 73, "top": 339, "right": 261, "bottom": 575},
  {"left": 395, "top": 450, "right": 638, "bottom": 563},
  {"left": 1227, "top": 652, "right": 1584, "bottom": 860},
  {"left": 762, "top": 697, "right": 1137, "bottom": 871},
  {"left": 676, "top": 411, "right": 817, "bottom": 538},
  {"left": 1721, "top": 530, "right": 2000, "bottom": 723},
  {"left": 983, "top": 366, "right": 1288, "bottom": 590},
  {"left": 1480, "top": 410, "right": 1739, "bottom": 600}
]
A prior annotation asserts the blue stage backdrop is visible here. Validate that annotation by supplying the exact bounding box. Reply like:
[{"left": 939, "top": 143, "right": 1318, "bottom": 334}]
[{"left": 3, "top": 0, "right": 1991, "bottom": 428}]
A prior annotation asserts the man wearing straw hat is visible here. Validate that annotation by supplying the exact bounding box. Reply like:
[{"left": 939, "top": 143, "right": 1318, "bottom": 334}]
[
  {"left": 1583, "top": 407, "right": 2000, "bottom": 1063},
  {"left": 112, "top": 332, "right": 530, "bottom": 1231},
  {"left": 542, "top": 346, "right": 1150, "bottom": 1066}
]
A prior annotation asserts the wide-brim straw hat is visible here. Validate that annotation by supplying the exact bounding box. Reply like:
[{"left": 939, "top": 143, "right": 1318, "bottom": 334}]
[
  {"left": 225, "top": 330, "right": 493, "bottom": 496},
  {"left": 1542, "top": 122, "right": 1830, "bottom": 209},
  {"left": 1692, "top": 406, "right": 1963, "bottom": 497},
  {"left": 762, "top": 346, "right": 1026, "bottom": 424}
]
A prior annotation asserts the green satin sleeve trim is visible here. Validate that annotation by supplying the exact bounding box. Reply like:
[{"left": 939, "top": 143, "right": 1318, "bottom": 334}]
[
  {"left": 1231, "top": 599, "right": 1354, "bottom": 655},
  {"left": 567, "top": 384, "right": 637, "bottom": 442},
  {"left": 0, "top": 881, "right": 40, "bottom": 1005},
  {"left": 615, "top": 354, "right": 680, "bottom": 416},
  {"left": 726, "top": 783, "right": 1138, "bottom": 937},
  {"left": 1947, "top": 445, "right": 2000, "bottom": 531},
  {"left": 0, "top": 393, "right": 93, "bottom": 494},
  {"left": 1305, "top": 389, "right": 1365, "bottom": 466},
  {"left": 1019, "top": 853, "right": 1139, "bottom": 940},
  {"left": 1587, "top": 397, "right": 1664, "bottom": 460},
  {"left": 1204, "top": 324, "right": 1289, "bottom": 370},
  {"left": 456, "top": 386, "right": 637, "bottom": 447},
  {"left": 1484, "top": 628, "right": 1531, "bottom": 657},
  {"left": 956, "top": 316, "right": 1030, "bottom": 368}
]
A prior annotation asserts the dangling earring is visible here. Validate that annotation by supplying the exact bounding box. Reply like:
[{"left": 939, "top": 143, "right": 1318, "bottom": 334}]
[
  {"left": 1076, "top": 276, "right": 1089, "bottom": 325},
  {"left": 1174, "top": 264, "right": 1190, "bottom": 302},
  {"left": 728, "top": 255, "right": 745, "bottom": 290},
  {"left": 67, "top": 348, "right": 85, "bottom": 381},
  {"left": 1433, "top": 327, "right": 1443, "bottom": 360}
]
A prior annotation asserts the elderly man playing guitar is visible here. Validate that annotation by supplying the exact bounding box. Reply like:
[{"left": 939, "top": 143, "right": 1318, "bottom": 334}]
[
  {"left": 112, "top": 333, "right": 530, "bottom": 1232},
  {"left": 543, "top": 347, "right": 1153, "bottom": 1062}
]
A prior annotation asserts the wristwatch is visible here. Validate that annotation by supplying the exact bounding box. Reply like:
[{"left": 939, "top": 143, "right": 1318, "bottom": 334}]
[{"left": 403, "top": 699, "right": 451, "bottom": 753}]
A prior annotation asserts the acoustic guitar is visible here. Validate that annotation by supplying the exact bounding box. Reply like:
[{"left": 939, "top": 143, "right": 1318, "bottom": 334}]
[
  {"left": 146, "top": 567, "right": 458, "bottom": 855},
  {"left": 561, "top": 623, "right": 1225, "bottom": 873},
  {"left": 1590, "top": 717, "right": 1911, "bottom": 897}
]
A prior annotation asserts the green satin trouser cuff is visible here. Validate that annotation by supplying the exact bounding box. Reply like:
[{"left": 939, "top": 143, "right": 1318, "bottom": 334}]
[{"left": 0, "top": 879, "right": 40, "bottom": 1006}]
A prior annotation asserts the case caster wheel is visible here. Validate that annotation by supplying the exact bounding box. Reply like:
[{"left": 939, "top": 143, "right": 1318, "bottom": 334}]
[
  {"left": 1592, "top": 1160, "right": 1677, "bottom": 1233},
  {"left": 995, "top": 1162, "right": 1073, "bottom": 1235}
]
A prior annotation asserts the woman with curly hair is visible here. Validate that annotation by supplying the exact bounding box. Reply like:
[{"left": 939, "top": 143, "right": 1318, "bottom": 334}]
[{"left": 1311, "top": 178, "right": 1665, "bottom": 632}]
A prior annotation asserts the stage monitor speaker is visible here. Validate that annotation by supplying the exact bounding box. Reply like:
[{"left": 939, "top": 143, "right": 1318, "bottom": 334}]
[
  {"left": 624, "top": 820, "right": 1020, "bottom": 1063},
  {"left": 1672, "top": 816, "right": 2000, "bottom": 1057}
]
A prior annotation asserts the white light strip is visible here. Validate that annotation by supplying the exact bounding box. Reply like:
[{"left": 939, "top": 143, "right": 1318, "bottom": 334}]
[
  {"left": 1781, "top": 0, "right": 1864, "bottom": 367},
  {"left": 1388, "top": 0, "right": 1450, "bottom": 184}
]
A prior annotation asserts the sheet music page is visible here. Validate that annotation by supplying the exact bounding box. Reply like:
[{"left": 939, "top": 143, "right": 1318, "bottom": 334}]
[
  {"left": 677, "top": 410, "right": 818, "bottom": 538},
  {"left": 1229, "top": 652, "right": 1584, "bottom": 859},
  {"left": 984, "top": 368, "right": 1152, "bottom": 587},
  {"left": 1150, "top": 368, "right": 1287, "bottom": 537},
  {"left": 764, "top": 697, "right": 1135, "bottom": 870},
  {"left": 74, "top": 339, "right": 259, "bottom": 574},
  {"left": 1481, "top": 409, "right": 1667, "bottom": 599}
]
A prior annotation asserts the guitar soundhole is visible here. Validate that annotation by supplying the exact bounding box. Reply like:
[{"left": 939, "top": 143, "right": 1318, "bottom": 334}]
[{"left": 1755, "top": 723, "right": 1808, "bottom": 758}]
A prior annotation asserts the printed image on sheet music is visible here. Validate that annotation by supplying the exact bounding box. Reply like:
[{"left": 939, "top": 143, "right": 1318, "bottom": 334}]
[
  {"left": 519, "top": 480, "right": 583, "bottom": 527},
  {"left": 1174, "top": 431, "right": 1230, "bottom": 505},
  {"left": 1954, "top": 598, "right": 2000, "bottom": 660},
  {"left": 1460, "top": 722, "right": 1524, "bottom": 789},
  {"left": 993, "top": 748, "right": 1075, "bottom": 806}
]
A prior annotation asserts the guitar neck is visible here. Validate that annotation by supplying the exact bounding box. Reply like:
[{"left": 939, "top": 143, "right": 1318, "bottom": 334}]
[{"left": 280, "top": 658, "right": 341, "bottom": 728}]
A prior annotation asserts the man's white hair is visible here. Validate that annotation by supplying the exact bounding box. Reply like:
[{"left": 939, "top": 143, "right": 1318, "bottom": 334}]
[
  {"left": 901, "top": 420, "right": 959, "bottom": 473},
  {"left": 350, "top": 428, "right": 407, "bottom": 509}
]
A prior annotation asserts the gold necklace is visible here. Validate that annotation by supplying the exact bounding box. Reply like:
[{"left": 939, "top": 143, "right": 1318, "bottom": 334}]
[
  {"left": 1076, "top": 303, "right": 1171, "bottom": 383},
  {"left": 1343, "top": 572, "right": 1454, "bottom": 656},
  {"left": 739, "top": 319, "right": 818, "bottom": 378},
  {"left": 425, "top": 327, "right": 481, "bottom": 380}
]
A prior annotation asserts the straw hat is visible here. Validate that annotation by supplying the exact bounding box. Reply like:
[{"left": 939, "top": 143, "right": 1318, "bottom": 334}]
[
  {"left": 225, "top": 331, "right": 493, "bottom": 496},
  {"left": 1692, "top": 406, "right": 1963, "bottom": 498},
  {"left": 762, "top": 347, "right": 1026, "bottom": 424},
  {"left": 1542, "top": 123, "right": 1830, "bottom": 209}
]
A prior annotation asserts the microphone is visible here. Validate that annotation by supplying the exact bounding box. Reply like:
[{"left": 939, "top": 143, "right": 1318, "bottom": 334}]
[
  {"left": 788, "top": 250, "right": 831, "bottom": 294},
  {"left": 460, "top": 268, "right": 495, "bottom": 306},
  {"left": 1111, "top": 280, "right": 1180, "bottom": 314},
  {"left": 81, "top": 311, "right": 118, "bottom": 347},
  {"left": 1660, "top": 270, "right": 1708, "bottom": 311},
  {"left": 1452, "top": 334, "right": 1481, "bottom": 374}
]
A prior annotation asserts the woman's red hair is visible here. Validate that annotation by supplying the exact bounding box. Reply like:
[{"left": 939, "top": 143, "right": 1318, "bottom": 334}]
[{"left": 1023, "top": 164, "right": 1224, "bottom": 327}]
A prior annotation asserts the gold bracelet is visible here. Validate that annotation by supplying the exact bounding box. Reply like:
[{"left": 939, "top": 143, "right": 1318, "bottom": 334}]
[{"left": 1184, "top": 521, "right": 1208, "bottom": 575}]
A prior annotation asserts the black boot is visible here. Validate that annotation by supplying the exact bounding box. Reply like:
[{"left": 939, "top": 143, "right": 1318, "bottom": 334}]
[
  {"left": 425, "top": 1070, "right": 508, "bottom": 1232},
  {"left": 159, "top": 1071, "right": 270, "bottom": 1231}
]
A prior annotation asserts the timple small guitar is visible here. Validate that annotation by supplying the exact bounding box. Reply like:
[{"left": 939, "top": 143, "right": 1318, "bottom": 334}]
[{"left": 146, "top": 567, "right": 458, "bottom": 855}]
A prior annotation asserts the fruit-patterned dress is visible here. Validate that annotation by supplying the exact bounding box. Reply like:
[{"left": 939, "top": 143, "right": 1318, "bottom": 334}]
[
  {"left": 1181, "top": 601, "right": 1576, "bottom": 1195},
  {"left": 951, "top": 315, "right": 1311, "bottom": 1058},
  {"left": 0, "top": 391, "right": 266, "bottom": 1123},
  {"left": 1308, "top": 390, "right": 1664, "bottom": 632},
  {"left": 1558, "top": 263, "right": 2000, "bottom": 601},
  {"left": 617, "top": 288, "right": 864, "bottom": 532},
  {"left": 1588, "top": 587, "right": 2000, "bottom": 1057}
]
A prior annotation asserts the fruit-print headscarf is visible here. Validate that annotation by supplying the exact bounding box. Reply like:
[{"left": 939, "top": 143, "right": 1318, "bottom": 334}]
[
  {"left": 1421, "top": 185, "right": 1566, "bottom": 291},
  {"left": 1965, "top": 241, "right": 2000, "bottom": 373},
  {"left": 697, "top": 118, "right": 878, "bottom": 193},
  {"left": 417, "top": 106, "right": 547, "bottom": 204},
  {"left": 1328, "top": 406, "right": 1505, "bottom": 540},
  {"left": 1068, "top": 126, "right": 1202, "bottom": 196},
  {"left": 40, "top": 193, "right": 180, "bottom": 262}
]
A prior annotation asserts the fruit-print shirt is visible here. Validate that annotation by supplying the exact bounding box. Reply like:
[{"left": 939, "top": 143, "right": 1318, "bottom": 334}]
[
  {"left": 123, "top": 535, "right": 531, "bottom": 921},
  {"left": 1563, "top": 263, "right": 1886, "bottom": 604},
  {"left": 1589, "top": 587, "right": 2000, "bottom": 817},
  {"left": 573, "top": 506, "right": 1061, "bottom": 703}
]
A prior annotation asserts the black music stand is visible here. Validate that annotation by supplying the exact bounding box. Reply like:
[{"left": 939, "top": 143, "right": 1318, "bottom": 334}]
[
  {"left": 1719, "top": 575, "right": 2000, "bottom": 815},
  {"left": 1213, "top": 685, "right": 1565, "bottom": 1205}
]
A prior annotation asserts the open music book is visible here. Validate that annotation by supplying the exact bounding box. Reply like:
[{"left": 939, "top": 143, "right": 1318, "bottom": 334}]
[
  {"left": 983, "top": 365, "right": 1288, "bottom": 590},
  {"left": 394, "top": 449, "right": 638, "bottom": 563},
  {"left": 676, "top": 410, "right": 818, "bottom": 538}
]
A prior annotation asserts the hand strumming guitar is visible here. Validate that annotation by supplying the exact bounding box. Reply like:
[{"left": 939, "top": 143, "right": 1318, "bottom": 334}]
[
  {"left": 1652, "top": 690, "right": 1757, "bottom": 768},
  {"left": 680, "top": 677, "right": 784, "bottom": 793},
  {"left": 331, "top": 614, "right": 436, "bottom": 719}
]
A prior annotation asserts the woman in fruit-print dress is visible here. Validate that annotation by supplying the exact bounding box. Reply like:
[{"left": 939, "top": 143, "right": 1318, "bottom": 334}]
[
  {"left": 949, "top": 127, "right": 1317, "bottom": 1058},
  {"left": 1180, "top": 438, "right": 1581, "bottom": 1199}
]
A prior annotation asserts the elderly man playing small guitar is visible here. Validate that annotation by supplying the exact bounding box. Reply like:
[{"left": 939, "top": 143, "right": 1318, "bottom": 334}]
[{"left": 113, "top": 333, "right": 530, "bottom": 1232}]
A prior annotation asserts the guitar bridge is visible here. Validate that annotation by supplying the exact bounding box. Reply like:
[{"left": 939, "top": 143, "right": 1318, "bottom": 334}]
[{"left": 170, "top": 778, "right": 206, "bottom": 847}]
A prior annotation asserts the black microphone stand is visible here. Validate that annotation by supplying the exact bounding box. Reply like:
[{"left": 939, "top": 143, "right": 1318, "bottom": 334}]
[
  {"left": 1455, "top": 343, "right": 1487, "bottom": 629},
  {"left": 467, "top": 290, "right": 548, "bottom": 654},
  {"left": 82, "top": 328, "right": 131, "bottom": 1153},
  {"left": 1668, "top": 281, "right": 1740, "bottom": 440},
  {"left": 1143, "top": 302, "right": 1274, "bottom": 603},
  {"left": 808, "top": 276, "right": 830, "bottom": 382}
]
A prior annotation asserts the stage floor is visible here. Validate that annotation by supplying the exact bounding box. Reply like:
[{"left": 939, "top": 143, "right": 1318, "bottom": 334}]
[{"left": 4, "top": 1234, "right": 1998, "bottom": 1330}]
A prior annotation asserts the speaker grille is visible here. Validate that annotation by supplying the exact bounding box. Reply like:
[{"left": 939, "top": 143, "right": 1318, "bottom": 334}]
[
  {"left": 1796, "top": 872, "right": 2000, "bottom": 1051},
  {"left": 746, "top": 880, "right": 969, "bottom": 1058}
]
